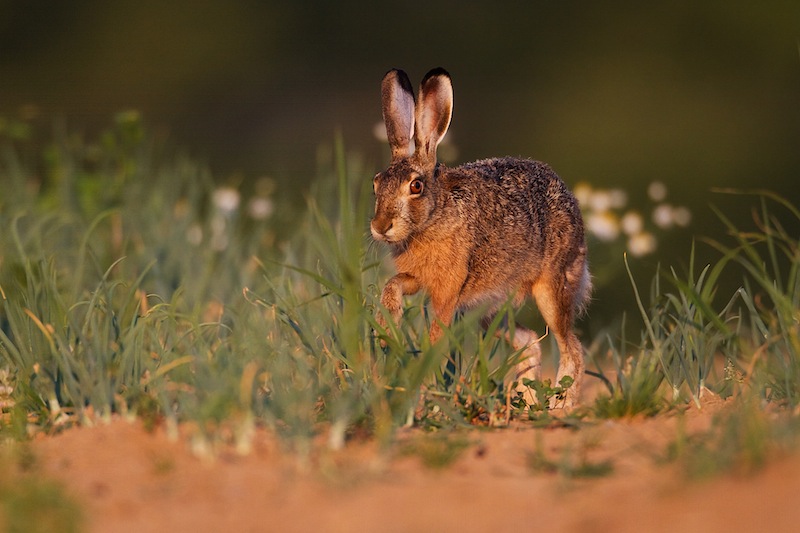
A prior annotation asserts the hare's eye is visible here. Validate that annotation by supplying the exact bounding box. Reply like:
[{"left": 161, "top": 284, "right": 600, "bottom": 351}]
[{"left": 409, "top": 179, "right": 424, "bottom": 195}]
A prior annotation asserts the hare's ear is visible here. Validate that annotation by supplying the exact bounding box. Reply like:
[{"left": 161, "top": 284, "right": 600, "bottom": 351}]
[
  {"left": 381, "top": 69, "right": 416, "bottom": 160},
  {"left": 414, "top": 67, "right": 453, "bottom": 164}
]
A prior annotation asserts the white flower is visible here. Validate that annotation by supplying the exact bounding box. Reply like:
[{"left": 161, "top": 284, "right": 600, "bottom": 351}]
[
  {"left": 621, "top": 211, "right": 644, "bottom": 236},
  {"left": 247, "top": 197, "right": 274, "bottom": 220},
  {"left": 573, "top": 183, "right": 593, "bottom": 207},
  {"left": 588, "top": 190, "right": 613, "bottom": 212},
  {"left": 586, "top": 212, "right": 620, "bottom": 241},
  {"left": 647, "top": 181, "right": 668, "bottom": 202},
  {"left": 212, "top": 187, "right": 240, "bottom": 214},
  {"left": 608, "top": 189, "right": 628, "bottom": 209},
  {"left": 673, "top": 206, "right": 692, "bottom": 227},
  {"left": 628, "top": 232, "right": 657, "bottom": 257},
  {"left": 652, "top": 204, "right": 674, "bottom": 229}
]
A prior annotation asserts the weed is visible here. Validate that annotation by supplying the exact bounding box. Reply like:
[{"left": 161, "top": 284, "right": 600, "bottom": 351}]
[
  {"left": 527, "top": 432, "right": 614, "bottom": 479},
  {"left": 400, "top": 431, "right": 472, "bottom": 469},
  {"left": 588, "top": 316, "right": 667, "bottom": 418},
  {"left": 0, "top": 446, "right": 83, "bottom": 533},
  {"left": 667, "top": 397, "right": 800, "bottom": 478}
]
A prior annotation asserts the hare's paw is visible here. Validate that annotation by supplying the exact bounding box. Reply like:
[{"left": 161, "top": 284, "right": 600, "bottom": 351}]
[
  {"left": 376, "top": 274, "right": 417, "bottom": 345},
  {"left": 548, "top": 389, "right": 578, "bottom": 410},
  {"left": 379, "top": 288, "right": 405, "bottom": 323},
  {"left": 551, "top": 370, "right": 582, "bottom": 410},
  {"left": 374, "top": 309, "right": 394, "bottom": 348},
  {"left": 513, "top": 350, "right": 543, "bottom": 407}
]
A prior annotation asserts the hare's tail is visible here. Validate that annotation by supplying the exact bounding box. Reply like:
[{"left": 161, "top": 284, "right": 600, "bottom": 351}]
[
  {"left": 575, "top": 261, "right": 592, "bottom": 317},
  {"left": 566, "top": 245, "right": 592, "bottom": 317}
]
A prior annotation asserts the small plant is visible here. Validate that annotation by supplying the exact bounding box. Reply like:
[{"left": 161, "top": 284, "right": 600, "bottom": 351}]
[
  {"left": 0, "top": 446, "right": 84, "bottom": 533},
  {"left": 1, "top": 478, "right": 84, "bottom": 533},
  {"left": 400, "top": 431, "right": 472, "bottom": 469},
  {"left": 514, "top": 376, "right": 576, "bottom": 417},
  {"left": 591, "top": 355, "right": 667, "bottom": 419},
  {"left": 667, "top": 396, "right": 800, "bottom": 478},
  {"left": 527, "top": 432, "right": 614, "bottom": 479}
]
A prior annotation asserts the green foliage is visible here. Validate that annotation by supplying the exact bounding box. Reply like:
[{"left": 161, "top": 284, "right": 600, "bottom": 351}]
[
  {"left": 708, "top": 191, "right": 800, "bottom": 405},
  {"left": 623, "top": 248, "right": 742, "bottom": 406},
  {"left": 527, "top": 432, "right": 614, "bottom": 479},
  {"left": 0, "top": 446, "right": 83, "bottom": 533},
  {"left": 412, "top": 306, "right": 536, "bottom": 428},
  {"left": 0, "top": 114, "right": 282, "bottom": 443},
  {"left": 589, "top": 320, "right": 667, "bottom": 419},
  {"left": 2, "top": 114, "right": 800, "bottom": 482},
  {"left": 515, "top": 376, "right": 582, "bottom": 423},
  {"left": 1, "top": 478, "right": 84, "bottom": 533},
  {"left": 667, "top": 397, "right": 800, "bottom": 478},
  {"left": 400, "top": 432, "right": 472, "bottom": 469}
]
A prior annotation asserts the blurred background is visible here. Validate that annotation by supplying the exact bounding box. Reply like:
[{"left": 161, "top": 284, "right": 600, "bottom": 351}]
[{"left": 1, "top": 0, "right": 799, "bottom": 327}]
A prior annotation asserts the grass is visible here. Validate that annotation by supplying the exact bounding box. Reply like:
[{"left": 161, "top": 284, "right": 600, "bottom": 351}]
[
  {"left": 1, "top": 113, "right": 799, "bottom": 485},
  {"left": 667, "top": 395, "right": 800, "bottom": 478},
  {"left": 400, "top": 432, "right": 473, "bottom": 469},
  {"left": 527, "top": 431, "right": 614, "bottom": 480},
  {"left": 0, "top": 444, "right": 83, "bottom": 533}
]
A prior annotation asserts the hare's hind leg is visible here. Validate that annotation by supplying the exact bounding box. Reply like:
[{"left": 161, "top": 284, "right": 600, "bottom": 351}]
[
  {"left": 481, "top": 316, "right": 543, "bottom": 407},
  {"left": 509, "top": 326, "right": 544, "bottom": 407},
  {"left": 532, "top": 273, "right": 586, "bottom": 408}
]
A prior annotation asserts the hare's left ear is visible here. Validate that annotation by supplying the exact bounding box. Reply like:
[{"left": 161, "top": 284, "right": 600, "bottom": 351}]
[
  {"left": 381, "top": 69, "right": 416, "bottom": 161},
  {"left": 414, "top": 68, "right": 453, "bottom": 165}
]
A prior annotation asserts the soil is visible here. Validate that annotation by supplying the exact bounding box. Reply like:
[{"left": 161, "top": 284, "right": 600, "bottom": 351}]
[{"left": 27, "top": 396, "right": 800, "bottom": 533}]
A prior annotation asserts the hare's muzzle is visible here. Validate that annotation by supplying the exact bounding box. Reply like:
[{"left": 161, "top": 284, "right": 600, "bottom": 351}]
[{"left": 370, "top": 217, "right": 394, "bottom": 242}]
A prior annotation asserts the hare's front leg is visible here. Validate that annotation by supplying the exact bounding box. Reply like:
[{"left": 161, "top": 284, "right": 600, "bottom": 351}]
[{"left": 376, "top": 273, "right": 420, "bottom": 341}]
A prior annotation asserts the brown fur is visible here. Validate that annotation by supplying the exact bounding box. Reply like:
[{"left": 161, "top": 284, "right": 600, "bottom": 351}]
[{"left": 372, "top": 68, "right": 590, "bottom": 407}]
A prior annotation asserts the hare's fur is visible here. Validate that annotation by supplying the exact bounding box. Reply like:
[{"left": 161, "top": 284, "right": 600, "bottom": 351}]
[{"left": 372, "top": 68, "right": 590, "bottom": 407}]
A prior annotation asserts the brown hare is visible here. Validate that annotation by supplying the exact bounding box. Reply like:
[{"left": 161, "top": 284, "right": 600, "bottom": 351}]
[{"left": 371, "top": 68, "right": 590, "bottom": 407}]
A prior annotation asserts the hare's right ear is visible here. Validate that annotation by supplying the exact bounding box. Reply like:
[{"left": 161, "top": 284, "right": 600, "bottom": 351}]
[
  {"left": 381, "top": 69, "right": 416, "bottom": 161},
  {"left": 414, "top": 68, "right": 453, "bottom": 165}
]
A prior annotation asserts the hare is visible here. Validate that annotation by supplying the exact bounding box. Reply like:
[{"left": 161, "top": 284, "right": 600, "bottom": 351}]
[{"left": 371, "top": 68, "right": 591, "bottom": 407}]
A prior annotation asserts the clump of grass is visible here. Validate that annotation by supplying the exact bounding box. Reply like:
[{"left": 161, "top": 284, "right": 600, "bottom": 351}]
[
  {"left": 0, "top": 113, "right": 284, "bottom": 444},
  {"left": 1, "top": 478, "right": 84, "bottom": 533},
  {"left": 400, "top": 431, "right": 472, "bottom": 469},
  {"left": 0, "top": 445, "right": 83, "bottom": 533},
  {"left": 590, "top": 336, "right": 667, "bottom": 418},
  {"left": 409, "top": 304, "right": 535, "bottom": 428},
  {"left": 527, "top": 432, "right": 614, "bottom": 479},
  {"left": 591, "top": 192, "right": 800, "bottom": 420},
  {"left": 622, "top": 251, "right": 741, "bottom": 407},
  {"left": 667, "top": 396, "right": 800, "bottom": 478},
  {"left": 709, "top": 191, "right": 800, "bottom": 406}
]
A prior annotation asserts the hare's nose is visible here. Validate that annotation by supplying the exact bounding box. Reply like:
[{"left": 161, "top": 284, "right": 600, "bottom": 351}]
[
  {"left": 369, "top": 220, "right": 394, "bottom": 241},
  {"left": 371, "top": 218, "right": 393, "bottom": 236}
]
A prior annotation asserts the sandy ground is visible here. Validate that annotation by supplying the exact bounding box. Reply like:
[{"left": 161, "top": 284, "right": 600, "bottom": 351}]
[{"left": 26, "top": 398, "right": 800, "bottom": 533}]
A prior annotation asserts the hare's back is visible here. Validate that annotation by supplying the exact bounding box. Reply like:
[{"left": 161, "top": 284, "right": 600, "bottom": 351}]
[{"left": 455, "top": 157, "right": 580, "bottom": 223}]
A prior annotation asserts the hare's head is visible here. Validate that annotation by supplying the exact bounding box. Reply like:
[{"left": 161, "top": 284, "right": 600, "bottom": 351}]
[{"left": 370, "top": 68, "right": 453, "bottom": 244}]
